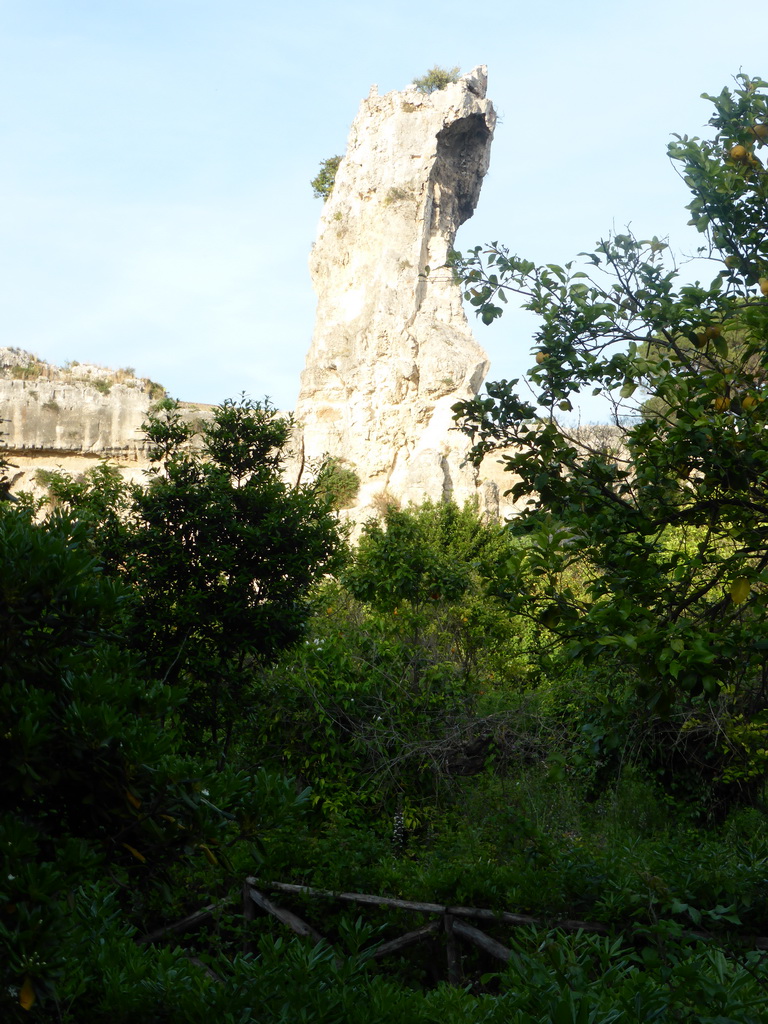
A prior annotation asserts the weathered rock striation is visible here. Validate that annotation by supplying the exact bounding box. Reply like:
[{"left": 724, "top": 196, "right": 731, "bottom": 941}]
[{"left": 293, "top": 66, "right": 507, "bottom": 518}]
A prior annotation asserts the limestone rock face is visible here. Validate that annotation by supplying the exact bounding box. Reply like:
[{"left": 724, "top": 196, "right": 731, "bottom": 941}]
[
  {"left": 294, "top": 67, "right": 498, "bottom": 516},
  {"left": 0, "top": 349, "right": 207, "bottom": 499}
]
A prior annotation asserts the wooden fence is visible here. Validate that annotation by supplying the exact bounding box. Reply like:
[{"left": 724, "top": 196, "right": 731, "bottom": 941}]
[{"left": 139, "top": 876, "right": 768, "bottom": 985}]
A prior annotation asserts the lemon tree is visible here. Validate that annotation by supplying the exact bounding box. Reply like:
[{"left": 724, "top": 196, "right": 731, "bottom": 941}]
[{"left": 451, "top": 74, "right": 768, "bottom": 724}]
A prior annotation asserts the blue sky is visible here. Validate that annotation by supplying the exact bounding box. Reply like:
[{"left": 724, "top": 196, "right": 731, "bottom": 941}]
[{"left": 1, "top": 1, "right": 765, "bottom": 420}]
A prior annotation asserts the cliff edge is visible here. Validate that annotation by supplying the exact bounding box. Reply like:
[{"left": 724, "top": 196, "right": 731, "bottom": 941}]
[{"left": 0, "top": 349, "right": 208, "bottom": 498}]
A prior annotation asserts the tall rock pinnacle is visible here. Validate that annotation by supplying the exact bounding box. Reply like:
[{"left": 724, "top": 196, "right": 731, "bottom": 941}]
[{"left": 294, "top": 66, "right": 497, "bottom": 515}]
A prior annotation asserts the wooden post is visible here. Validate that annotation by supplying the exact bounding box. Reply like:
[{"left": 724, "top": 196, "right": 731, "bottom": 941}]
[
  {"left": 242, "top": 881, "right": 256, "bottom": 955},
  {"left": 443, "top": 912, "right": 461, "bottom": 986}
]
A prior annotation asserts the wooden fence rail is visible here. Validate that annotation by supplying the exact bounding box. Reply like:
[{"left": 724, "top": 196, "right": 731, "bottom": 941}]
[
  {"left": 252, "top": 878, "right": 611, "bottom": 934},
  {"left": 138, "top": 876, "right": 768, "bottom": 986},
  {"left": 243, "top": 879, "right": 768, "bottom": 980}
]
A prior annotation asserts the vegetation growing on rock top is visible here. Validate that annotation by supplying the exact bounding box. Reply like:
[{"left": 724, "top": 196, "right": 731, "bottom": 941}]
[{"left": 412, "top": 65, "right": 461, "bottom": 94}]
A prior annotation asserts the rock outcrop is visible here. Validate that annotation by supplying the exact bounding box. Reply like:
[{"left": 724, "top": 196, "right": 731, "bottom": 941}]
[
  {"left": 2, "top": 67, "right": 524, "bottom": 520},
  {"left": 293, "top": 67, "right": 505, "bottom": 518},
  {"left": 0, "top": 349, "right": 207, "bottom": 498}
]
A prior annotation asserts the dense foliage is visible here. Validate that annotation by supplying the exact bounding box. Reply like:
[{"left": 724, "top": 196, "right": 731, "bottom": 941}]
[
  {"left": 452, "top": 72, "right": 768, "bottom": 795},
  {"left": 44, "top": 397, "right": 344, "bottom": 752},
  {"left": 5, "top": 76, "right": 768, "bottom": 1021}
]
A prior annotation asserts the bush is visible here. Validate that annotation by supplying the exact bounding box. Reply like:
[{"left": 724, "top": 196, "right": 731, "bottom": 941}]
[
  {"left": 313, "top": 457, "right": 360, "bottom": 510},
  {"left": 311, "top": 155, "right": 342, "bottom": 201},
  {"left": 412, "top": 66, "right": 460, "bottom": 94},
  {"left": 247, "top": 503, "right": 535, "bottom": 820},
  {"left": 0, "top": 504, "right": 181, "bottom": 1013},
  {"left": 144, "top": 378, "right": 166, "bottom": 400}
]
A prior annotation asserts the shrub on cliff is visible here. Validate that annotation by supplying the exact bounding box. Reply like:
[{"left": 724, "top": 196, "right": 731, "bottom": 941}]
[
  {"left": 311, "top": 154, "right": 342, "bottom": 201},
  {"left": 412, "top": 65, "right": 460, "bottom": 94},
  {"left": 313, "top": 456, "right": 360, "bottom": 509}
]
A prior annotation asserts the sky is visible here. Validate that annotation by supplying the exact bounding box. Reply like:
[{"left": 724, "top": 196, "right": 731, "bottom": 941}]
[{"left": 1, "top": 1, "right": 765, "bottom": 422}]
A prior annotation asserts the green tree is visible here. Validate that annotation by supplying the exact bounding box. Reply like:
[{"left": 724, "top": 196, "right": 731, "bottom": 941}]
[
  {"left": 0, "top": 422, "right": 12, "bottom": 501},
  {"left": 0, "top": 500, "right": 321, "bottom": 1019},
  {"left": 450, "top": 74, "right": 768, "bottom": 743},
  {"left": 345, "top": 502, "right": 482, "bottom": 612},
  {"left": 0, "top": 505, "right": 186, "bottom": 1015},
  {"left": 254, "top": 501, "right": 531, "bottom": 817},
  {"left": 38, "top": 461, "right": 133, "bottom": 570},
  {"left": 344, "top": 500, "right": 533, "bottom": 690},
  {"left": 311, "top": 154, "right": 342, "bottom": 201},
  {"left": 0, "top": 507, "right": 180, "bottom": 842},
  {"left": 412, "top": 65, "right": 461, "bottom": 94},
  {"left": 43, "top": 397, "right": 346, "bottom": 753}
]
